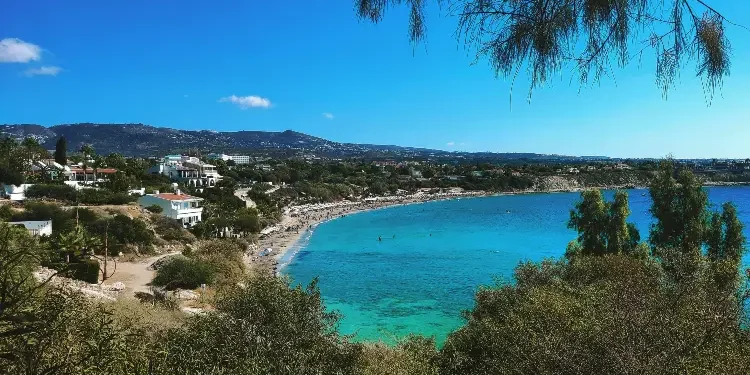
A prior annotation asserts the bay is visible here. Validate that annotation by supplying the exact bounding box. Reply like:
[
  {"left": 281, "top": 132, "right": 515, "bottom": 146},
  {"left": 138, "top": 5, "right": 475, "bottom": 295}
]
[{"left": 283, "top": 187, "right": 750, "bottom": 344}]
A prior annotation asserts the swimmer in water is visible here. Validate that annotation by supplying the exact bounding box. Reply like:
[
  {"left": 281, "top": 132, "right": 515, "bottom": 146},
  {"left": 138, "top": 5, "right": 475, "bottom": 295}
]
[
  {"left": 378, "top": 236, "right": 382, "bottom": 242},
  {"left": 392, "top": 235, "right": 395, "bottom": 239}
]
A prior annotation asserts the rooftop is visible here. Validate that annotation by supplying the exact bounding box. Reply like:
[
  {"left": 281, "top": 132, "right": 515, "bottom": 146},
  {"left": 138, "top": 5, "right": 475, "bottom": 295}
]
[
  {"left": 69, "top": 167, "right": 118, "bottom": 174},
  {"left": 151, "top": 193, "right": 203, "bottom": 201}
]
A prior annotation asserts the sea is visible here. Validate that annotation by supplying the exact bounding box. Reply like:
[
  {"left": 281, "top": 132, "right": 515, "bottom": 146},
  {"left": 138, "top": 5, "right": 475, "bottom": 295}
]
[{"left": 282, "top": 187, "right": 750, "bottom": 345}]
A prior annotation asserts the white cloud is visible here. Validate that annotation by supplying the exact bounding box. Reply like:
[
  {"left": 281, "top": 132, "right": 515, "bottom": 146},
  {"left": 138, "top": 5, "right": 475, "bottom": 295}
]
[
  {"left": 446, "top": 142, "right": 455, "bottom": 147},
  {"left": 0, "top": 38, "right": 42, "bottom": 63},
  {"left": 219, "top": 95, "right": 272, "bottom": 109},
  {"left": 24, "top": 66, "right": 61, "bottom": 77},
  {"left": 322, "top": 112, "right": 334, "bottom": 119}
]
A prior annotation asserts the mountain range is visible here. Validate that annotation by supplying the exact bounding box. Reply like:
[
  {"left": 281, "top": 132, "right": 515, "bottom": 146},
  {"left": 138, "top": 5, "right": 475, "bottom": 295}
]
[{"left": 0, "top": 123, "right": 607, "bottom": 161}]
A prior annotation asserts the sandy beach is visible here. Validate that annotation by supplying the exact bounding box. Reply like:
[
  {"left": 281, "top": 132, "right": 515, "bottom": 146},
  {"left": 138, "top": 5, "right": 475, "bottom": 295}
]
[{"left": 244, "top": 190, "right": 490, "bottom": 274}]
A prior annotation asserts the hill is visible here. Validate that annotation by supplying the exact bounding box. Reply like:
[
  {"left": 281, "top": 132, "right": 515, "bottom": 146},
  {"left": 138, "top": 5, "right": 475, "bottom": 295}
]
[{"left": 0, "top": 123, "right": 607, "bottom": 161}]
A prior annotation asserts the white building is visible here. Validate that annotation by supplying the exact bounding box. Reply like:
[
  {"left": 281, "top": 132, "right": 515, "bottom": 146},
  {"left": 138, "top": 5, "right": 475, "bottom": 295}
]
[
  {"left": 138, "top": 191, "right": 204, "bottom": 227},
  {"left": 150, "top": 155, "right": 221, "bottom": 187},
  {"left": 207, "top": 153, "right": 251, "bottom": 165},
  {"left": 9, "top": 220, "right": 53, "bottom": 236},
  {"left": 2, "top": 184, "right": 34, "bottom": 201}
]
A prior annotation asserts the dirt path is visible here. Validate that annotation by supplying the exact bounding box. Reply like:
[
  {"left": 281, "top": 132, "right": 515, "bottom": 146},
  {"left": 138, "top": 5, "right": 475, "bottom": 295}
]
[{"left": 106, "top": 252, "right": 180, "bottom": 298}]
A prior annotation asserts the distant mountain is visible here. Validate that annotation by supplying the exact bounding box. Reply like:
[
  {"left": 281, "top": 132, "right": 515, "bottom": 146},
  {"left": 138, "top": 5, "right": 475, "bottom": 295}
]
[{"left": 0, "top": 123, "right": 606, "bottom": 161}]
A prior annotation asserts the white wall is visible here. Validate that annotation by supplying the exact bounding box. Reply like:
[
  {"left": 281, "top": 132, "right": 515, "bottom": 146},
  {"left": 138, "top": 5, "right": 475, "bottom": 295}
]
[{"left": 138, "top": 195, "right": 203, "bottom": 226}]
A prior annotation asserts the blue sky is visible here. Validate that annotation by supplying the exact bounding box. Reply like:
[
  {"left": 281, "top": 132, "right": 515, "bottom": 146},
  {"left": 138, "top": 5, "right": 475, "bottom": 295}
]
[{"left": 1, "top": 0, "right": 748, "bottom": 158}]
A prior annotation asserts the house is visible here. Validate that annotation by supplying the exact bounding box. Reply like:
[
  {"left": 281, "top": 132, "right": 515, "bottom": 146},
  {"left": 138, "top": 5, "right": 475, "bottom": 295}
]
[
  {"left": 207, "top": 153, "right": 251, "bottom": 165},
  {"left": 138, "top": 191, "right": 204, "bottom": 227},
  {"left": 150, "top": 155, "right": 222, "bottom": 187},
  {"left": 30, "top": 159, "right": 68, "bottom": 180},
  {"left": 2, "top": 184, "right": 34, "bottom": 201},
  {"left": 471, "top": 171, "right": 485, "bottom": 178},
  {"left": 9, "top": 220, "right": 52, "bottom": 236},
  {"left": 66, "top": 167, "right": 118, "bottom": 185}
]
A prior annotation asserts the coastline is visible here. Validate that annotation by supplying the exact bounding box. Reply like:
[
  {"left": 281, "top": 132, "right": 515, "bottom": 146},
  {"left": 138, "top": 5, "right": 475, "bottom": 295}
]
[
  {"left": 244, "top": 183, "right": 750, "bottom": 274},
  {"left": 244, "top": 190, "right": 491, "bottom": 274}
]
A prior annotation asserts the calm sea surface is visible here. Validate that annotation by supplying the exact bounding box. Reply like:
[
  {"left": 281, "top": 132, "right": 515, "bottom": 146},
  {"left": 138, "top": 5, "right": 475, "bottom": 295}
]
[{"left": 283, "top": 187, "right": 750, "bottom": 344}]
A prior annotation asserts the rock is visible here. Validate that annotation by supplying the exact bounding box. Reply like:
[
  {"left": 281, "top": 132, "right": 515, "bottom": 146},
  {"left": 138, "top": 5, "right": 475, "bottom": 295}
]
[
  {"left": 174, "top": 289, "right": 198, "bottom": 300},
  {"left": 105, "top": 282, "right": 126, "bottom": 291}
]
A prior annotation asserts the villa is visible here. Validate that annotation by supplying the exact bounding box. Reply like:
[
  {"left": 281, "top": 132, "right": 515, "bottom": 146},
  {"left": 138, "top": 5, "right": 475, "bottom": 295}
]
[
  {"left": 149, "top": 155, "right": 222, "bottom": 187},
  {"left": 138, "top": 190, "right": 204, "bottom": 227},
  {"left": 67, "top": 167, "right": 118, "bottom": 184},
  {"left": 207, "top": 153, "right": 251, "bottom": 165}
]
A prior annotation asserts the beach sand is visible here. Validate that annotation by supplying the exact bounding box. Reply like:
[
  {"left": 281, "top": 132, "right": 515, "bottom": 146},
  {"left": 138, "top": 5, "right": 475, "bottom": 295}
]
[{"left": 244, "top": 191, "right": 490, "bottom": 274}]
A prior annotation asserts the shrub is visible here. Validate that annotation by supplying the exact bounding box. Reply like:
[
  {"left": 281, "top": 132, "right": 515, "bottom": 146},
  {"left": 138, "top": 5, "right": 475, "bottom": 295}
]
[
  {"left": 438, "top": 255, "right": 750, "bottom": 374},
  {"left": 26, "top": 184, "right": 76, "bottom": 201},
  {"left": 152, "top": 257, "right": 215, "bottom": 290},
  {"left": 145, "top": 204, "right": 163, "bottom": 213},
  {"left": 152, "top": 215, "right": 196, "bottom": 244},
  {"left": 151, "top": 275, "right": 362, "bottom": 374},
  {"left": 47, "top": 259, "right": 100, "bottom": 284},
  {"left": 191, "top": 239, "right": 246, "bottom": 285},
  {"left": 25, "top": 184, "right": 138, "bottom": 205}
]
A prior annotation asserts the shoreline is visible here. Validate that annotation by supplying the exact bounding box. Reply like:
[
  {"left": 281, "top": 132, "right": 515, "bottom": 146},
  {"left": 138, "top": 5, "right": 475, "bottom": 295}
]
[
  {"left": 244, "top": 183, "right": 750, "bottom": 274},
  {"left": 244, "top": 190, "right": 491, "bottom": 274}
]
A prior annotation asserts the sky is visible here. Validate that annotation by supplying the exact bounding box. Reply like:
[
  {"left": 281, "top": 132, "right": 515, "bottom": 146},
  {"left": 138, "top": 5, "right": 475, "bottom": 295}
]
[{"left": 1, "top": 0, "right": 749, "bottom": 158}]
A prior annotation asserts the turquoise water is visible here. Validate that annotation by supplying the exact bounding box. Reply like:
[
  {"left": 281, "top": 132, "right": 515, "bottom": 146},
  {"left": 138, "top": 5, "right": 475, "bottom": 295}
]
[{"left": 283, "top": 187, "right": 750, "bottom": 344}]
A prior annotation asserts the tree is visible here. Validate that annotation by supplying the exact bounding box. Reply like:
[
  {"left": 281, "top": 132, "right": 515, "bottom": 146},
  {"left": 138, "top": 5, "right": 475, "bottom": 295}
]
[
  {"left": 54, "top": 136, "right": 67, "bottom": 165},
  {"left": 569, "top": 189, "right": 639, "bottom": 256},
  {"left": 355, "top": 0, "right": 735, "bottom": 103},
  {"left": 79, "top": 143, "right": 95, "bottom": 158},
  {"left": 606, "top": 190, "right": 632, "bottom": 254},
  {"left": 439, "top": 255, "right": 750, "bottom": 373},
  {"left": 648, "top": 159, "right": 708, "bottom": 255},
  {"left": 568, "top": 190, "right": 608, "bottom": 255},
  {"left": 105, "top": 171, "right": 135, "bottom": 193},
  {"left": 104, "top": 152, "right": 127, "bottom": 170},
  {"left": 233, "top": 208, "right": 262, "bottom": 235}
]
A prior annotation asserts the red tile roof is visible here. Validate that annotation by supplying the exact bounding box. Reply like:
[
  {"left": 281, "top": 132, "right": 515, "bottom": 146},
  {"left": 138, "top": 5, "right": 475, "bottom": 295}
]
[
  {"left": 69, "top": 168, "right": 118, "bottom": 174},
  {"left": 152, "top": 193, "right": 202, "bottom": 201}
]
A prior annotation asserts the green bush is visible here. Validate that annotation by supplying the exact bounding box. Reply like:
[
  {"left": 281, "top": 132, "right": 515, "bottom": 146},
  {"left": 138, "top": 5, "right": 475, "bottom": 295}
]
[
  {"left": 145, "top": 204, "right": 163, "bottom": 213},
  {"left": 26, "top": 184, "right": 76, "bottom": 201},
  {"left": 152, "top": 257, "right": 215, "bottom": 290},
  {"left": 152, "top": 215, "right": 195, "bottom": 244},
  {"left": 191, "top": 239, "right": 246, "bottom": 285},
  {"left": 151, "top": 275, "right": 362, "bottom": 374},
  {"left": 47, "top": 260, "right": 100, "bottom": 284},
  {"left": 25, "top": 184, "right": 137, "bottom": 205}
]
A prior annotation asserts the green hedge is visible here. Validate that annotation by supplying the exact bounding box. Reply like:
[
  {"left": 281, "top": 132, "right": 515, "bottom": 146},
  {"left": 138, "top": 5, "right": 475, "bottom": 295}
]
[
  {"left": 46, "top": 260, "right": 100, "bottom": 284},
  {"left": 152, "top": 257, "right": 214, "bottom": 290},
  {"left": 26, "top": 184, "right": 137, "bottom": 205}
]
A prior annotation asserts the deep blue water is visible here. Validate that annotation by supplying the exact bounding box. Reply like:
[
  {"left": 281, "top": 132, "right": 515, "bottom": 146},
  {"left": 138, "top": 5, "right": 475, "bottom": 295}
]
[{"left": 283, "top": 187, "right": 750, "bottom": 344}]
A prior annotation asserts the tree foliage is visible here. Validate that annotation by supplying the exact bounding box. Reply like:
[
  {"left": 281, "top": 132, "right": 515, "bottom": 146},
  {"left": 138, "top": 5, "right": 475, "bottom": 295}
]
[
  {"left": 54, "top": 136, "right": 67, "bottom": 165},
  {"left": 151, "top": 276, "right": 362, "bottom": 375},
  {"left": 568, "top": 189, "right": 639, "bottom": 256},
  {"left": 354, "top": 0, "right": 735, "bottom": 102}
]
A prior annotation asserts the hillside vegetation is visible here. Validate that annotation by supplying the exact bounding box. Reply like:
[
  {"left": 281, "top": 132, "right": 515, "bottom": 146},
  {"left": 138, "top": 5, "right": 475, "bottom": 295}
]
[{"left": 2, "top": 161, "right": 750, "bottom": 374}]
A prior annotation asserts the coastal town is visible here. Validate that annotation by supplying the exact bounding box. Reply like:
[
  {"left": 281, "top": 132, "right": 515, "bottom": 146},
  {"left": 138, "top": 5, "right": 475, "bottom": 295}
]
[
  {"left": 2, "top": 133, "right": 750, "bottom": 299},
  {"left": 3, "top": 0, "right": 750, "bottom": 372}
]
